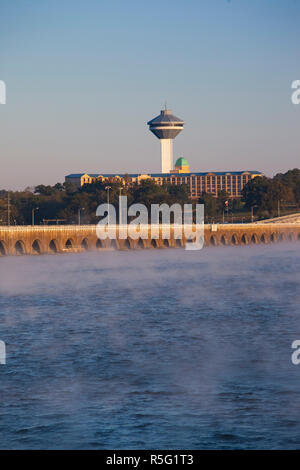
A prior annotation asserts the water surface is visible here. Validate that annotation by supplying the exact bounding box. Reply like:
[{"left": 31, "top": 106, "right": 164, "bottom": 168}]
[{"left": 0, "top": 244, "right": 300, "bottom": 449}]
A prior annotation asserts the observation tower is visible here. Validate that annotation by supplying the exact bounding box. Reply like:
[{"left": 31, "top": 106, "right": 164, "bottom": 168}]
[{"left": 147, "top": 107, "right": 184, "bottom": 173}]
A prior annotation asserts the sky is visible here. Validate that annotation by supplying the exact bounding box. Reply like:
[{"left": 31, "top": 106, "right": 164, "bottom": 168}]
[{"left": 0, "top": 0, "right": 300, "bottom": 190}]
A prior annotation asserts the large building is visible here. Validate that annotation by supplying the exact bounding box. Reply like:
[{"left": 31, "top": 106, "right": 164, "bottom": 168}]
[
  {"left": 65, "top": 168, "right": 261, "bottom": 199},
  {"left": 65, "top": 107, "right": 262, "bottom": 198}
]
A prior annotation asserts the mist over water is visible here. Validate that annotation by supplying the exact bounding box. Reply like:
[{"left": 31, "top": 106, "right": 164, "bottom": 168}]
[{"left": 0, "top": 244, "right": 300, "bottom": 449}]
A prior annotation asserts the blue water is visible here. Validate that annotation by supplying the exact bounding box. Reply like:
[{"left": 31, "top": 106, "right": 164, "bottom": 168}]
[{"left": 0, "top": 243, "right": 300, "bottom": 449}]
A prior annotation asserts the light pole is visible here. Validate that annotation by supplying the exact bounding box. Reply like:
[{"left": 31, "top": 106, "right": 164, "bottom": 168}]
[
  {"left": 32, "top": 207, "right": 39, "bottom": 226},
  {"left": 7, "top": 192, "right": 10, "bottom": 226},
  {"left": 277, "top": 200, "right": 281, "bottom": 218},
  {"left": 105, "top": 186, "right": 112, "bottom": 224},
  {"left": 224, "top": 200, "right": 229, "bottom": 223},
  {"left": 78, "top": 207, "right": 85, "bottom": 225},
  {"left": 119, "top": 187, "right": 123, "bottom": 225}
]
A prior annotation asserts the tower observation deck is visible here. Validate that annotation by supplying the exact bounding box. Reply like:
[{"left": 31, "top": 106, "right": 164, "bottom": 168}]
[{"left": 147, "top": 108, "right": 184, "bottom": 173}]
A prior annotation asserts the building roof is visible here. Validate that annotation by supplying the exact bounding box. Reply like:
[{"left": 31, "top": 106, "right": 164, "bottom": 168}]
[
  {"left": 175, "top": 157, "right": 189, "bottom": 167},
  {"left": 149, "top": 171, "right": 261, "bottom": 177},
  {"left": 66, "top": 171, "right": 261, "bottom": 179},
  {"left": 147, "top": 109, "right": 184, "bottom": 125},
  {"left": 65, "top": 173, "right": 86, "bottom": 178}
]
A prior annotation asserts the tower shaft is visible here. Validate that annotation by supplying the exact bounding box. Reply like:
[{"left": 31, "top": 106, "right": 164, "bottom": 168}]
[{"left": 160, "top": 139, "right": 173, "bottom": 173}]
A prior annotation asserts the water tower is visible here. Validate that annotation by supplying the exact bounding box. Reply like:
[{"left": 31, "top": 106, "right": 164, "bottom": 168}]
[{"left": 147, "top": 107, "right": 184, "bottom": 173}]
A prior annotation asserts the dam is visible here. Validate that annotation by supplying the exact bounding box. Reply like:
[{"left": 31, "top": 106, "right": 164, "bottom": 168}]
[{"left": 0, "top": 223, "right": 300, "bottom": 255}]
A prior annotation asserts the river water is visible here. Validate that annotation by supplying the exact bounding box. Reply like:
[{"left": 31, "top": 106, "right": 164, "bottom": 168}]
[{"left": 0, "top": 243, "right": 300, "bottom": 449}]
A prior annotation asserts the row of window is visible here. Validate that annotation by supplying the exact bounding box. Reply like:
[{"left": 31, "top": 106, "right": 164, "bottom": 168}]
[{"left": 161, "top": 177, "right": 251, "bottom": 183}]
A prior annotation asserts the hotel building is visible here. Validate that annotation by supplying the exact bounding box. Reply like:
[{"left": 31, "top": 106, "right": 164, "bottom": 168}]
[{"left": 65, "top": 158, "right": 261, "bottom": 199}]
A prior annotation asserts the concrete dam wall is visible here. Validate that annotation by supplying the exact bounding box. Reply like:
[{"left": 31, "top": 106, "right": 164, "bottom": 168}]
[{"left": 0, "top": 223, "right": 300, "bottom": 256}]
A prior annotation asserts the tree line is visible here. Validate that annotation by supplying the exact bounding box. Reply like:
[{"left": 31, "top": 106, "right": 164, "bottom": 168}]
[{"left": 0, "top": 180, "right": 190, "bottom": 225}]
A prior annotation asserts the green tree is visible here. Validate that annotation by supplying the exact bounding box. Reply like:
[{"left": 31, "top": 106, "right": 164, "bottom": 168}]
[{"left": 242, "top": 176, "right": 288, "bottom": 216}]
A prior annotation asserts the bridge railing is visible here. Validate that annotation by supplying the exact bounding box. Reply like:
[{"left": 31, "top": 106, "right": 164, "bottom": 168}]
[
  {"left": 0, "top": 222, "right": 300, "bottom": 232},
  {"left": 0, "top": 225, "right": 98, "bottom": 231}
]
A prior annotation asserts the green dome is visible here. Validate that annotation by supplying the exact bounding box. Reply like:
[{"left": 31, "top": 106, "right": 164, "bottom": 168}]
[{"left": 175, "top": 157, "right": 189, "bottom": 167}]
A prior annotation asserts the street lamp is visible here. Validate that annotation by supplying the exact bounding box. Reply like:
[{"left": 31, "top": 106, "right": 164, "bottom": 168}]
[
  {"left": 277, "top": 200, "right": 281, "bottom": 218},
  {"left": 32, "top": 207, "right": 39, "bottom": 226},
  {"left": 78, "top": 207, "right": 85, "bottom": 225},
  {"left": 7, "top": 192, "right": 10, "bottom": 226},
  {"left": 105, "top": 186, "right": 112, "bottom": 224},
  {"left": 119, "top": 187, "right": 123, "bottom": 225},
  {"left": 224, "top": 200, "right": 229, "bottom": 223},
  {"left": 250, "top": 205, "right": 259, "bottom": 223}
]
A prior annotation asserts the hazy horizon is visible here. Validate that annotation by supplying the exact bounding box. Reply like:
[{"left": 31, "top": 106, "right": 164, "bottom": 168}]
[{"left": 1, "top": 0, "right": 300, "bottom": 190}]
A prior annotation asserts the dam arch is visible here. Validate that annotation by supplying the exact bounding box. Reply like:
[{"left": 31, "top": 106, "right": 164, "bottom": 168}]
[
  {"left": 241, "top": 234, "right": 248, "bottom": 245},
  {"left": 49, "top": 239, "right": 58, "bottom": 253},
  {"left": 124, "top": 239, "right": 131, "bottom": 250},
  {"left": 110, "top": 239, "right": 118, "bottom": 250},
  {"left": 32, "top": 239, "right": 41, "bottom": 254},
  {"left": 81, "top": 238, "right": 89, "bottom": 251},
  {"left": 15, "top": 240, "right": 25, "bottom": 255},
  {"left": 210, "top": 235, "right": 217, "bottom": 246},
  {"left": 260, "top": 234, "right": 267, "bottom": 244},
  {"left": 250, "top": 234, "right": 258, "bottom": 244},
  {"left": 231, "top": 234, "right": 238, "bottom": 245},
  {"left": 137, "top": 238, "right": 144, "bottom": 249},
  {"left": 65, "top": 238, "right": 74, "bottom": 250},
  {"left": 220, "top": 235, "right": 227, "bottom": 246},
  {"left": 0, "top": 240, "right": 7, "bottom": 255}
]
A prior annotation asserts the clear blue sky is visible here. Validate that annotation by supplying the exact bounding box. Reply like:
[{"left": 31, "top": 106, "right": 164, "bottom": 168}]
[{"left": 0, "top": 0, "right": 300, "bottom": 189}]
